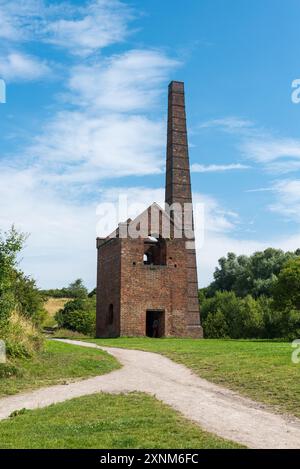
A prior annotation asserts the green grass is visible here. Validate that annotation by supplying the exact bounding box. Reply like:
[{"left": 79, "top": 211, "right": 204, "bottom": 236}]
[
  {"left": 0, "top": 392, "right": 242, "bottom": 449},
  {"left": 0, "top": 340, "right": 119, "bottom": 397},
  {"left": 88, "top": 337, "right": 299, "bottom": 418}
]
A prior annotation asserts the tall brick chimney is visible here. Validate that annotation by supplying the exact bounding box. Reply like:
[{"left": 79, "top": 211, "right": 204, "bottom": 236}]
[
  {"left": 165, "top": 81, "right": 193, "bottom": 219},
  {"left": 165, "top": 81, "right": 202, "bottom": 337}
]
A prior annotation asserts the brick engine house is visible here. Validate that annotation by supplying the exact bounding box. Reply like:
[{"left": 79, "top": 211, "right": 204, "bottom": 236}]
[{"left": 96, "top": 81, "right": 203, "bottom": 338}]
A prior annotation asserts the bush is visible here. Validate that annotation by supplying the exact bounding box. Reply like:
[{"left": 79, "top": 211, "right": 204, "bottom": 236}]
[
  {"left": 0, "top": 363, "right": 21, "bottom": 379},
  {"left": 237, "top": 295, "right": 264, "bottom": 338},
  {"left": 203, "top": 310, "right": 229, "bottom": 338},
  {"left": 14, "top": 273, "right": 46, "bottom": 326},
  {"left": 201, "top": 291, "right": 241, "bottom": 338},
  {"left": 55, "top": 297, "right": 96, "bottom": 336}
]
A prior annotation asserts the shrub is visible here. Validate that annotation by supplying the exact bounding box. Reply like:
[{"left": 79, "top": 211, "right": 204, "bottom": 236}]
[
  {"left": 0, "top": 363, "right": 21, "bottom": 379},
  {"left": 237, "top": 295, "right": 264, "bottom": 338},
  {"left": 55, "top": 297, "right": 96, "bottom": 336},
  {"left": 203, "top": 310, "right": 229, "bottom": 338},
  {"left": 14, "top": 273, "right": 47, "bottom": 326}
]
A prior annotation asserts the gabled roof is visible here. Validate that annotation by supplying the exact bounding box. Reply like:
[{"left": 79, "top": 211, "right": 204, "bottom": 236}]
[{"left": 100, "top": 202, "right": 179, "bottom": 242}]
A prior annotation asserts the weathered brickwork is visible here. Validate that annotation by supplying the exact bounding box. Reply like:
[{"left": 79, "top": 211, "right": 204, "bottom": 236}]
[{"left": 96, "top": 81, "right": 203, "bottom": 338}]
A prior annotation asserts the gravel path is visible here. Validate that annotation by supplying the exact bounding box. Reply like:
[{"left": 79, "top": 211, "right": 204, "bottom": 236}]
[{"left": 1, "top": 339, "right": 300, "bottom": 449}]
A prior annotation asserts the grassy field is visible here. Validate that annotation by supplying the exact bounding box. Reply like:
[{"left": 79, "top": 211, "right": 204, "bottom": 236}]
[
  {"left": 88, "top": 337, "right": 299, "bottom": 418},
  {"left": 44, "top": 297, "right": 69, "bottom": 316},
  {"left": 43, "top": 297, "right": 69, "bottom": 328},
  {"left": 0, "top": 340, "right": 119, "bottom": 397},
  {"left": 0, "top": 392, "right": 242, "bottom": 449}
]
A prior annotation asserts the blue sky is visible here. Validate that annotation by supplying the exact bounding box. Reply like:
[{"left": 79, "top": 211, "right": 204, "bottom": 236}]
[{"left": 1, "top": 0, "right": 300, "bottom": 289}]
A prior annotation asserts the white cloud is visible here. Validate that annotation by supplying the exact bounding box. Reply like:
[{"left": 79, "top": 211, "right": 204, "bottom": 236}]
[
  {"left": 199, "top": 115, "right": 300, "bottom": 175},
  {"left": 269, "top": 179, "right": 300, "bottom": 223},
  {"left": 0, "top": 52, "right": 50, "bottom": 81},
  {"left": 44, "top": 0, "right": 133, "bottom": 56},
  {"left": 68, "top": 50, "right": 180, "bottom": 111},
  {"left": 191, "top": 163, "right": 250, "bottom": 173},
  {"left": 241, "top": 137, "right": 300, "bottom": 164},
  {"left": 199, "top": 116, "right": 254, "bottom": 132},
  {"left": 25, "top": 111, "right": 165, "bottom": 182},
  {"left": 0, "top": 0, "right": 134, "bottom": 56},
  {"left": 19, "top": 48, "right": 179, "bottom": 182}
]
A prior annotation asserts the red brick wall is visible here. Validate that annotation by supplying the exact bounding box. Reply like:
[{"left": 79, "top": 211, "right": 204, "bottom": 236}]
[
  {"left": 96, "top": 238, "right": 121, "bottom": 337},
  {"left": 118, "top": 237, "right": 198, "bottom": 337},
  {"left": 96, "top": 235, "right": 202, "bottom": 338}
]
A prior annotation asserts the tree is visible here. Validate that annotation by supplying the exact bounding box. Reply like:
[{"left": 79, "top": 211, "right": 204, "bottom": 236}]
[
  {"left": 14, "top": 273, "right": 46, "bottom": 326},
  {"left": 208, "top": 248, "right": 298, "bottom": 298},
  {"left": 0, "top": 227, "right": 26, "bottom": 324},
  {"left": 203, "top": 310, "right": 228, "bottom": 338},
  {"left": 238, "top": 295, "right": 264, "bottom": 338},
  {"left": 66, "top": 279, "right": 88, "bottom": 299},
  {"left": 201, "top": 291, "right": 242, "bottom": 338},
  {"left": 0, "top": 227, "right": 43, "bottom": 357},
  {"left": 55, "top": 297, "right": 96, "bottom": 335},
  {"left": 273, "top": 258, "right": 300, "bottom": 311}
]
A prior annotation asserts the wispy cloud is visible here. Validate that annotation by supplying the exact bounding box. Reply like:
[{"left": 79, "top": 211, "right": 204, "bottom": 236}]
[
  {"left": 191, "top": 163, "right": 250, "bottom": 173},
  {"left": 200, "top": 115, "right": 300, "bottom": 175},
  {"left": 241, "top": 137, "right": 300, "bottom": 173},
  {"left": 19, "top": 47, "right": 179, "bottom": 185},
  {"left": 0, "top": 0, "right": 134, "bottom": 56},
  {"left": 199, "top": 116, "right": 254, "bottom": 132},
  {"left": 269, "top": 179, "right": 300, "bottom": 223},
  {"left": 0, "top": 51, "right": 50, "bottom": 81},
  {"left": 43, "top": 0, "right": 134, "bottom": 56},
  {"left": 25, "top": 112, "right": 165, "bottom": 183},
  {"left": 68, "top": 49, "right": 180, "bottom": 112}
]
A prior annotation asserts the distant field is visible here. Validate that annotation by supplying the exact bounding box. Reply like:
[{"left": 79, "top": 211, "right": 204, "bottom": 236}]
[
  {"left": 0, "top": 392, "right": 241, "bottom": 449},
  {"left": 44, "top": 297, "right": 69, "bottom": 316},
  {"left": 89, "top": 337, "right": 299, "bottom": 418}
]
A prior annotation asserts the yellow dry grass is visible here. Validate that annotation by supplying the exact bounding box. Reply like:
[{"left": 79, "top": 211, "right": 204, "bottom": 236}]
[{"left": 44, "top": 298, "right": 69, "bottom": 317}]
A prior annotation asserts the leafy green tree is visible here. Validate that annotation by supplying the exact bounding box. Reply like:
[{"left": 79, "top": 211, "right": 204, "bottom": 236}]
[
  {"left": 14, "top": 273, "right": 46, "bottom": 326},
  {"left": 55, "top": 297, "right": 96, "bottom": 335},
  {"left": 273, "top": 258, "right": 300, "bottom": 311},
  {"left": 209, "top": 248, "right": 298, "bottom": 298},
  {"left": 203, "top": 310, "right": 229, "bottom": 338},
  {"left": 66, "top": 279, "right": 88, "bottom": 299},
  {"left": 238, "top": 295, "right": 264, "bottom": 338},
  {"left": 271, "top": 258, "right": 300, "bottom": 340},
  {"left": 0, "top": 227, "right": 26, "bottom": 324},
  {"left": 201, "top": 291, "right": 242, "bottom": 338}
]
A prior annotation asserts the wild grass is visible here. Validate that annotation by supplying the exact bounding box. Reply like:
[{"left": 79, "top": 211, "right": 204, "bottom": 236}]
[
  {"left": 0, "top": 340, "right": 119, "bottom": 397},
  {"left": 0, "top": 392, "right": 242, "bottom": 449}
]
